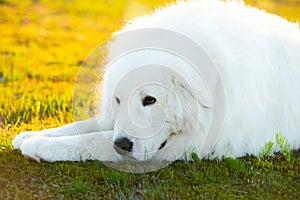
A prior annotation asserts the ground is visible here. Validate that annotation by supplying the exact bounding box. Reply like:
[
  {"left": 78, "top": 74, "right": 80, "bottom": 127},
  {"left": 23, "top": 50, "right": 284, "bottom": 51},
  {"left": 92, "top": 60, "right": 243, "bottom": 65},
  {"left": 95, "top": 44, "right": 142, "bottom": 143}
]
[{"left": 0, "top": 0, "right": 300, "bottom": 199}]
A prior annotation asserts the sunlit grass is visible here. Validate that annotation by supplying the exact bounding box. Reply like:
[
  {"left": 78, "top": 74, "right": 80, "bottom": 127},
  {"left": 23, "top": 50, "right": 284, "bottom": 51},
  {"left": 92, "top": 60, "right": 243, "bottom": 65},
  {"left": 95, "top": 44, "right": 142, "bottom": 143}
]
[
  {"left": 0, "top": 0, "right": 177, "bottom": 126},
  {"left": 244, "top": 0, "right": 300, "bottom": 24}
]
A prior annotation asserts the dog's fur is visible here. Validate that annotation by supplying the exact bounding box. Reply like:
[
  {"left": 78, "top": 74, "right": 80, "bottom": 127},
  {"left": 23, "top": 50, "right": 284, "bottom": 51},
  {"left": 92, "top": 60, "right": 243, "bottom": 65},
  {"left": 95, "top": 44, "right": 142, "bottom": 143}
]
[{"left": 13, "top": 1, "right": 300, "bottom": 162}]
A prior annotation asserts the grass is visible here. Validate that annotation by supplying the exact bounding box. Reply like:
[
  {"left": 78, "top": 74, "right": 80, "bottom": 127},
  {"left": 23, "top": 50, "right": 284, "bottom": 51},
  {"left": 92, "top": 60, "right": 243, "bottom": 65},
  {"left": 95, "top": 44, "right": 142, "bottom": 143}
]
[
  {"left": 1, "top": 151, "right": 299, "bottom": 199},
  {"left": 0, "top": 0, "right": 300, "bottom": 199},
  {"left": 276, "top": 132, "right": 292, "bottom": 162}
]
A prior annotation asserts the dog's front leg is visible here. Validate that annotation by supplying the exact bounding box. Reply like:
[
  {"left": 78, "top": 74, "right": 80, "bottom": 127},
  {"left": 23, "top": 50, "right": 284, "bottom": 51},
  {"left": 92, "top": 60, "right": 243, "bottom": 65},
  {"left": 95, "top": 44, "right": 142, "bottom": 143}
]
[
  {"left": 12, "top": 117, "right": 113, "bottom": 149},
  {"left": 19, "top": 130, "right": 119, "bottom": 162}
]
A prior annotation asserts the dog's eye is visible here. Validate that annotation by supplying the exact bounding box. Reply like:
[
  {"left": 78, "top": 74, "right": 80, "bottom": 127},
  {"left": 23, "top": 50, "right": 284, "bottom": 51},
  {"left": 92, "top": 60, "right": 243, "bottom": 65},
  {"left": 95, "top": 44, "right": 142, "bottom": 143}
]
[
  {"left": 115, "top": 97, "right": 120, "bottom": 104},
  {"left": 142, "top": 96, "right": 156, "bottom": 106}
]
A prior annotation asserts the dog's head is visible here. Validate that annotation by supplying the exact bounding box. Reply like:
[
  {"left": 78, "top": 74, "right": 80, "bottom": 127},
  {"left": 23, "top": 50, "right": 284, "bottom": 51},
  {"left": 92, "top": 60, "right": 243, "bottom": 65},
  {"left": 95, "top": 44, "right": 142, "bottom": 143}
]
[
  {"left": 100, "top": 50, "right": 215, "bottom": 162},
  {"left": 110, "top": 67, "right": 213, "bottom": 162}
]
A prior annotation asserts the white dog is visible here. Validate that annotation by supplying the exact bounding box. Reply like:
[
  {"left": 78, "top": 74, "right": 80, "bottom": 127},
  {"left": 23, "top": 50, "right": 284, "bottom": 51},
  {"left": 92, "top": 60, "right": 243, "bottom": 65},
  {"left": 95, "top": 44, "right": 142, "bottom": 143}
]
[{"left": 13, "top": 1, "right": 300, "bottom": 164}]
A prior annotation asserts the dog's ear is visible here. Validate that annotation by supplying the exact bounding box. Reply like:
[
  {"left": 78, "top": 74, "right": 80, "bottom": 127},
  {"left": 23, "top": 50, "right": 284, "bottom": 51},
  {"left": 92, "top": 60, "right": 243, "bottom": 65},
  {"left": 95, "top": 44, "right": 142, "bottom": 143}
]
[{"left": 170, "top": 74, "right": 215, "bottom": 109}]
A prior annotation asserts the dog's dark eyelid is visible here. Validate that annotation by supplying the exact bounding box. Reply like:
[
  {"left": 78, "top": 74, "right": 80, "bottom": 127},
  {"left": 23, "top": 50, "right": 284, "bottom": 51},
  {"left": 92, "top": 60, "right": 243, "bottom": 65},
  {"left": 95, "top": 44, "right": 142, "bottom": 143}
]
[
  {"left": 115, "top": 97, "right": 120, "bottom": 104},
  {"left": 142, "top": 96, "right": 156, "bottom": 106}
]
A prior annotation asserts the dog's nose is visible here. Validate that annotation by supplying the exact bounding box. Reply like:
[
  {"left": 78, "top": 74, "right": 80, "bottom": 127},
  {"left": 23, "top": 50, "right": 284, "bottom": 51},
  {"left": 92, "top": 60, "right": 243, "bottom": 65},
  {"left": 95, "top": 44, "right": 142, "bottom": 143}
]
[{"left": 113, "top": 137, "right": 133, "bottom": 155}]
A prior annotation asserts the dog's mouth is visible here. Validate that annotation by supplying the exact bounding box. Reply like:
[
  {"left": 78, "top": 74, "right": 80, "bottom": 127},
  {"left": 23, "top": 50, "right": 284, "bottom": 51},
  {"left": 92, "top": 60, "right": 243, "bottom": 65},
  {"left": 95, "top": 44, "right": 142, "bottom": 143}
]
[
  {"left": 157, "top": 132, "right": 177, "bottom": 150},
  {"left": 158, "top": 140, "right": 167, "bottom": 150},
  {"left": 113, "top": 132, "right": 178, "bottom": 162}
]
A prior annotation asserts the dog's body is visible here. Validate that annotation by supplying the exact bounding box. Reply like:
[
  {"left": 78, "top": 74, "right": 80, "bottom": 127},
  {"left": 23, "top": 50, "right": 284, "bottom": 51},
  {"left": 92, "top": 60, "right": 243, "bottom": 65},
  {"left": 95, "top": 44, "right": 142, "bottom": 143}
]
[{"left": 13, "top": 1, "right": 300, "bottom": 163}]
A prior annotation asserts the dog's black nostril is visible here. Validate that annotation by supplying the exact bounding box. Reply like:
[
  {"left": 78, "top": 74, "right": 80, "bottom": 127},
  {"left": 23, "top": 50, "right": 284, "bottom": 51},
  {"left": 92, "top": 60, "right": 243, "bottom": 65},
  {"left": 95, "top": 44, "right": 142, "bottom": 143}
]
[
  {"left": 158, "top": 140, "right": 167, "bottom": 150},
  {"left": 113, "top": 137, "right": 133, "bottom": 155}
]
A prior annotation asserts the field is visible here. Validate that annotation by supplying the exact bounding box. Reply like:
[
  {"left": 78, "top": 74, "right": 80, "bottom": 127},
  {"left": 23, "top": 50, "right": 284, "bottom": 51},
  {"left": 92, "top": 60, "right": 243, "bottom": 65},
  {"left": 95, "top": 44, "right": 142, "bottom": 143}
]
[{"left": 0, "top": 0, "right": 300, "bottom": 199}]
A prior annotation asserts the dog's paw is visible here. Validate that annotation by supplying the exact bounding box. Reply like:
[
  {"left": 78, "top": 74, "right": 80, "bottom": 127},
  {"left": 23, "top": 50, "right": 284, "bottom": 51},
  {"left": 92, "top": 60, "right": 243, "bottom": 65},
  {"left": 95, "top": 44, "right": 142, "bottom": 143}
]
[
  {"left": 20, "top": 137, "right": 57, "bottom": 162},
  {"left": 19, "top": 137, "right": 42, "bottom": 162},
  {"left": 19, "top": 136, "right": 85, "bottom": 162},
  {"left": 12, "top": 131, "right": 37, "bottom": 149}
]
